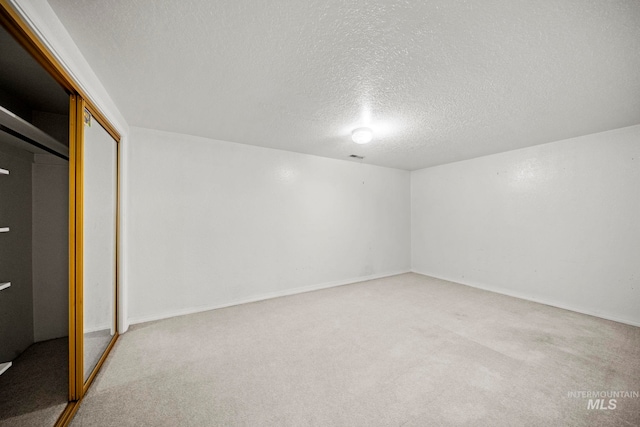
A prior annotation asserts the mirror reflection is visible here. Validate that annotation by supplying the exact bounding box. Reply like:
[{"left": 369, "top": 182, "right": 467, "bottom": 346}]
[{"left": 82, "top": 111, "right": 117, "bottom": 381}]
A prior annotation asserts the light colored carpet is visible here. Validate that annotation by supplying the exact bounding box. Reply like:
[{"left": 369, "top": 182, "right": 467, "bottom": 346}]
[
  {"left": 0, "top": 337, "right": 68, "bottom": 427},
  {"left": 71, "top": 273, "right": 640, "bottom": 426}
]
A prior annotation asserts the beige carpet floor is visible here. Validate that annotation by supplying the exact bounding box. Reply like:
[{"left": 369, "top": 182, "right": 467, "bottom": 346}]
[
  {"left": 0, "top": 337, "right": 68, "bottom": 427},
  {"left": 71, "top": 273, "right": 640, "bottom": 426}
]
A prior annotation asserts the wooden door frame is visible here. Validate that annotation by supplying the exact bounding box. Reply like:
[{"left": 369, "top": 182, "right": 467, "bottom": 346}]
[
  {"left": 0, "top": 2, "right": 121, "bottom": 425},
  {"left": 75, "top": 100, "right": 120, "bottom": 397}
]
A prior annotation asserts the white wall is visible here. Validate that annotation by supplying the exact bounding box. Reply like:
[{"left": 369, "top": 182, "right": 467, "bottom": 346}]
[
  {"left": 411, "top": 125, "right": 640, "bottom": 326},
  {"left": 128, "top": 127, "right": 411, "bottom": 323},
  {"left": 32, "top": 154, "right": 68, "bottom": 342},
  {"left": 12, "top": 1, "right": 639, "bottom": 330},
  {"left": 0, "top": 143, "right": 33, "bottom": 362}
]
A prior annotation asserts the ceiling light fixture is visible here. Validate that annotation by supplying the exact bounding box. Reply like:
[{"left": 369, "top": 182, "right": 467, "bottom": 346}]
[{"left": 351, "top": 127, "right": 373, "bottom": 144}]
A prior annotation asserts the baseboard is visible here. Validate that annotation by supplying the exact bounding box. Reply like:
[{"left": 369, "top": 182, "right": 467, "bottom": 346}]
[
  {"left": 128, "top": 269, "right": 412, "bottom": 326},
  {"left": 411, "top": 269, "right": 640, "bottom": 328}
]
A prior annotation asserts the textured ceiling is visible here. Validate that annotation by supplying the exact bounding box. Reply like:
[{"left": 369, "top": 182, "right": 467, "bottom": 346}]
[{"left": 46, "top": 0, "right": 640, "bottom": 170}]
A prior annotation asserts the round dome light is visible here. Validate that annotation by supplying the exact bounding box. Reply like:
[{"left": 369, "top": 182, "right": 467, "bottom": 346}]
[{"left": 351, "top": 127, "right": 373, "bottom": 144}]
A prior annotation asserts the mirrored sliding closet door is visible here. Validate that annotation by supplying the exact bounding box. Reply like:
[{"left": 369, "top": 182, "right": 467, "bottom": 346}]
[{"left": 77, "top": 104, "right": 119, "bottom": 386}]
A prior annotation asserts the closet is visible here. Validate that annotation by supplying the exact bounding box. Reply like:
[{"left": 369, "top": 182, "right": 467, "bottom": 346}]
[
  {"left": 0, "top": 3, "right": 120, "bottom": 426},
  {"left": 0, "top": 19, "right": 70, "bottom": 426},
  {"left": 0, "top": 109, "right": 70, "bottom": 427}
]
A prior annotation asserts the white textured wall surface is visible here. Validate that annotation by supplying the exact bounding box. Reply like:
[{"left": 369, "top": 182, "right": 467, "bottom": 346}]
[
  {"left": 32, "top": 154, "right": 68, "bottom": 342},
  {"left": 127, "top": 127, "right": 410, "bottom": 323},
  {"left": 411, "top": 125, "right": 640, "bottom": 325}
]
